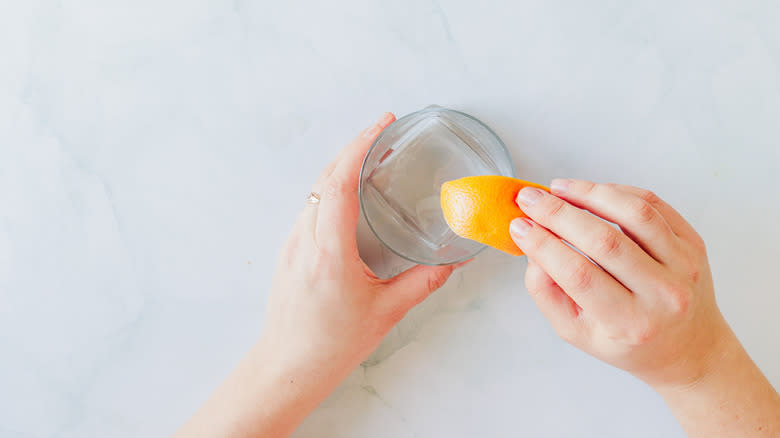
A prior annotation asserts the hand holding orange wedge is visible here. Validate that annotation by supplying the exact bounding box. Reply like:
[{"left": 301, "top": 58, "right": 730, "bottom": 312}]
[{"left": 441, "top": 175, "right": 549, "bottom": 256}]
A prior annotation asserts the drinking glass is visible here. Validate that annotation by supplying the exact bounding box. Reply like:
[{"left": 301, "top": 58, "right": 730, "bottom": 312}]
[{"left": 359, "top": 105, "right": 515, "bottom": 265}]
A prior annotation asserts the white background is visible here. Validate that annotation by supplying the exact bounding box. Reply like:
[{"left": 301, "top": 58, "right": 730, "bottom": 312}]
[{"left": 1, "top": 1, "right": 779, "bottom": 437}]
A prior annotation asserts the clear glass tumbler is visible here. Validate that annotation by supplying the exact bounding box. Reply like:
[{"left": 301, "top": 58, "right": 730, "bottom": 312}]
[{"left": 359, "top": 105, "right": 516, "bottom": 265}]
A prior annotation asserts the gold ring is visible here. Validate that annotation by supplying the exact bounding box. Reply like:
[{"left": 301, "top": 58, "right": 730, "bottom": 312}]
[{"left": 306, "top": 192, "right": 321, "bottom": 205}]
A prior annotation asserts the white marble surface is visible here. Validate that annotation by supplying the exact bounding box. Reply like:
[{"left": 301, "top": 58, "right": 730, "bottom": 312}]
[{"left": 2, "top": 1, "right": 780, "bottom": 437}]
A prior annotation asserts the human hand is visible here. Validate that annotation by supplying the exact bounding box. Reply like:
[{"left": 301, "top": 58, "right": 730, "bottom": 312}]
[
  {"left": 509, "top": 179, "right": 780, "bottom": 436},
  {"left": 260, "top": 112, "right": 461, "bottom": 381},
  {"left": 176, "top": 113, "right": 464, "bottom": 438},
  {"left": 509, "top": 180, "right": 728, "bottom": 389}
]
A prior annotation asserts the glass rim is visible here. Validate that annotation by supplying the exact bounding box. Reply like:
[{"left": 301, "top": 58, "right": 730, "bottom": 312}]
[{"left": 358, "top": 106, "right": 517, "bottom": 266}]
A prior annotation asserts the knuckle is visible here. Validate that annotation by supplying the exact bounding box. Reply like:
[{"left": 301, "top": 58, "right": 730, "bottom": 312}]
[
  {"left": 566, "top": 259, "right": 594, "bottom": 291},
  {"left": 657, "top": 278, "right": 681, "bottom": 296},
  {"left": 626, "top": 198, "right": 657, "bottom": 224},
  {"left": 627, "top": 317, "right": 657, "bottom": 346},
  {"left": 688, "top": 269, "right": 700, "bottom": 284},
  {"left": 668, "top": 290, "right": 691, "bottom": 316},
  {"left": 308, "top": 254, "right": 332, "bottom": 278},
  {"left": 543, "top": 197, "right": 567, "bottom": 219},
  {"left": 592, "top": 226, "right": 623, "bottom": 258},
  {"left": 639, "top": 189, "right": 661, "bottom": 205},
  {"left": 557, "top": 325, "right": 578, "bottom": 345},
  {"left": 325, "top": 176, "right": 353, "bottom": 199},
  {"left": 660, "top": 280, "right": 692, "bottom": 316},
  {"left": 578, "top": 180, "right": 597, "bottom": 196},
  {"left": 317, "top": 160, "right": 338, "bottom": 184},
  {"left": 525, "top": 284, "right": 544, "bottom": 299},
  {"left": 524, "top": 269, "right": 550, "bottom": 298},
  {"left": 680, "top": 258, "right": 702, "bottom": 284},
  {"left": 561, "top": 317, "right": 588, "bottom": 344},
  {"left": 527, "top": 231, "right": 554, "bottom": 254},
  {"left": 427, "top": 268, "right": 452, "bottom": 293},
  {"left": 690, "top": 234, "right": 707, "bottom": 252}
]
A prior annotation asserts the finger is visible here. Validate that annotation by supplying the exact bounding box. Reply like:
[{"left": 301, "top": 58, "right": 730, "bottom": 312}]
[
  {"left": 316, "top": 112, "right": 396, "bottom": 253},
  {"left": 525, "top": 260, "right": 582, "bottom": 342},
  {"left": 312, "top": 159, "right": 338, "bottom": 193},
  {"left": 515, "top": 186, "right": 663, "bottom": 292},
  {"left": 509, "top": 217, "right": 633, "bottom": 323},
  {"left": 549, "top": 179, "right": 681, "bottom": 265},
  {"left": 526, "top": 259, "right": 581, "bottom": 320},
  {"left": 312, "top": 135, "right": 360, "bottom": 192},
  {"left": 381, "top": 263, "right": 456, "bottom": 312},
  {"left": 296, "top": 200, "right": 320, "bottom": 246},
  {"left": 453, "top": 258, "right": 474, "bottom": 269},
  {"left": 311, "top": 135, "right": 365, "bottom": 195},
  {"left": 307, "top": 153, "right": 347, "bottom": 249},
  {"left": 609, "top": 184, "right": 704, "bottom": 245}
]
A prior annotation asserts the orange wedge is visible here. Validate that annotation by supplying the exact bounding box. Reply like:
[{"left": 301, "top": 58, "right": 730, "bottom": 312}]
[{"left": 441, "top": 175, "right": 549, "bottom": 256}]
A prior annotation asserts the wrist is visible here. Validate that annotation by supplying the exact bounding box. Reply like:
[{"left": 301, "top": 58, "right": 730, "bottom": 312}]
[
  {"left": 190, "top": 340, "right": 339, "bottom": 438},
  {"left": 648, "top": 323, "right": 780, "bottom": 437},
  {"left": 250, "top": 336, "right": 353, "bottom": 413},
  {"left": 651, "top": 322, "right": 746, "bottom": 398},
  {"left": 174, "top": 340, "right": 317, "bottom": 438}
]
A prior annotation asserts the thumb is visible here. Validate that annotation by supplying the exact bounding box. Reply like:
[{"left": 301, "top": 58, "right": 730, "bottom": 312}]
[{"left": 380, "top": 263, "right": 459, "bottom": 312}]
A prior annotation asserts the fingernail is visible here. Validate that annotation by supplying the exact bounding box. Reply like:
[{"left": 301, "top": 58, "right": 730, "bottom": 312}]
[
  {"left": 516, "top": 187, "right": 543, "bottom": 206},
  {"left": 363, "top": 113, "right": 393, "bottom": 139},
  {"left": 378, "top": 112, "right": 394, "bottom": 125},
  {"left": 362, "top": 124, "right": 380, "bottom": 139},
  {"left": 510, "top": 218, "right": 532, "bottom": 238},
  {"left": 550, "top": 178, "right": 571, "bottom": 194},
  {"left": 454, "top": 259, "right": 474, "bottom": 269}
]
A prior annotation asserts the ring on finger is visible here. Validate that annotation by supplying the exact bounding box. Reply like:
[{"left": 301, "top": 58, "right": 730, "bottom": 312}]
[{"left": 305, "top": 192, "right": 321, "bottom": 205}]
